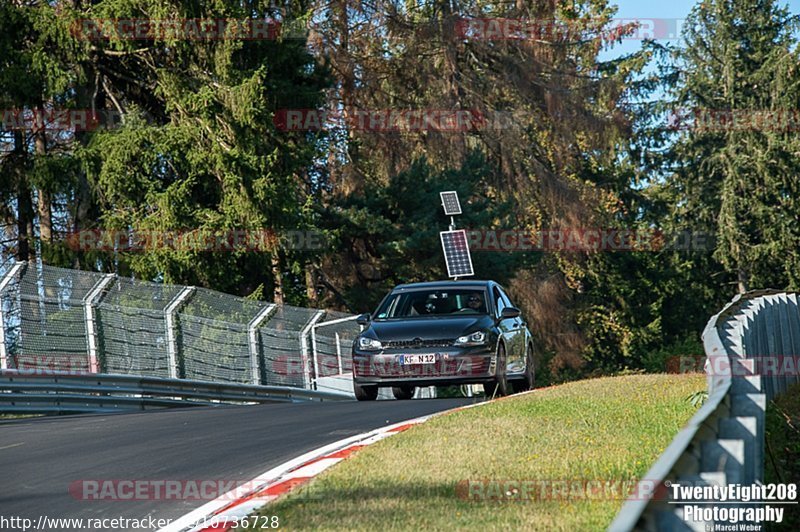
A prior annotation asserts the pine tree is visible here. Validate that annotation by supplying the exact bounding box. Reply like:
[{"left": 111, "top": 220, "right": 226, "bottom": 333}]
[
  {"left": 64, "top": 1, "right": 328, "bottom": 299},
  {"left": 666, "top": 0, "right": 800, "bottom": 292}
]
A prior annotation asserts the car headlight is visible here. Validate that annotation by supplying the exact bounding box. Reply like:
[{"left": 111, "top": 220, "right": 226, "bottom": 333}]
[
  {"left": 358, "top": 336, "right": 383, "bottom": 351},
  {"left": 454, "top": 331, "right": 487, "bottom": 346}
]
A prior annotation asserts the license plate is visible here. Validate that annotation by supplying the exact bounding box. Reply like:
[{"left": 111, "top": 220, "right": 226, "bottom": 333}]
[{"left": 400, "top": 354, "right": 436, "bottom": 365}]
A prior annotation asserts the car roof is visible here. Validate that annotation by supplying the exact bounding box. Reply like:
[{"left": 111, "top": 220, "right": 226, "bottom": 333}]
[{"left": 391, "top": 280, "right": 496, "bottom": 291}]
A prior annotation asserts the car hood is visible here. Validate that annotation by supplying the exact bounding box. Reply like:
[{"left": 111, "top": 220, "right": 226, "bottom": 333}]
[{"left": 366, "top": 315, "right": 494, "bottom": 341}]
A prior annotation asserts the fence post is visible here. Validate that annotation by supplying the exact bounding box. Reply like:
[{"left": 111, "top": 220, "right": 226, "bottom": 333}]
[
  {"left": 335, "top": 332, "right": 343, "bottom": 374},
  {"left": 164, "top": 287, "right": 195, "bottom": 379},
  {"left": 300, "top": 310, "right": 325, "bottom": 389},
  {"left": 311, "top": 321, "right": 319, "bottom": 384},
  {"left": 247, "top": 304, "right": 277, "bottom": 385},
  {"left": 0, "top": 261, "right": 25, "bottom": 370},
  {"left": 83, "top": 273, "right": 116, "bottom": 373}
]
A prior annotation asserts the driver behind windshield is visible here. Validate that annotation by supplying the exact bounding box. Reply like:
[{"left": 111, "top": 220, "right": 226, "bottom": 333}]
[{"left": 463, "top": 292, "right": 485, "bottom": 313}]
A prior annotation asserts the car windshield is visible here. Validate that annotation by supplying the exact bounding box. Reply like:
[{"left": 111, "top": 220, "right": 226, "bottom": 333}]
[{"left": 374, "top": 288, "right": 489, "bottom": 318}]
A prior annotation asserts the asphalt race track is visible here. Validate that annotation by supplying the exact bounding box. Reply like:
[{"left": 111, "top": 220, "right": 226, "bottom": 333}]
[{"left": 0, "top": 398, "right": 476, "bottom": 531}]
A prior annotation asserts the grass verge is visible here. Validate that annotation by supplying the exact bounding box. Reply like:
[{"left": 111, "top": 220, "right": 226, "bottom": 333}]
[
  {"left": 241, "top": 374, "right": 704, "bottom": 531},
  {"left": 765, "top": 382, "right": 800, "bottom": 530}
]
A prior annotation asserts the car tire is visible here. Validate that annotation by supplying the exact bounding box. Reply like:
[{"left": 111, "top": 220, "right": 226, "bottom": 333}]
[
  {"left": 483, "top": 343, "right": 509, "bottom": 398},
  {"left": 392, "top": 385, "right": 415, "bottom": 400},
  {"left": 512, "top": 343, "right": 535, "bottom": 393},
  {"left": 354, "top": 380, "right": 378, "bottom": 401}
]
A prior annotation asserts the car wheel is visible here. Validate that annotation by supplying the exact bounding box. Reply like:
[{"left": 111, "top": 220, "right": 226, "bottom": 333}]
[
  {"left": 512, "top": 343, "right": 535, "bottom": 393},
  {"left": 392, "top": 385, "right": 415, "bottom": 400},
  {"left": 354, "top": 380, "right": 378, "bottom": 401},
  {"left": 483, "top": 343, "right": 509, "bottom": 398}
]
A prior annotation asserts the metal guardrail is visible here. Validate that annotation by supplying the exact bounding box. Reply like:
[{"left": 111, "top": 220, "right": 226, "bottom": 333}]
[
  {"left": 610, "top": 290, "right": 798, "bottom": 531},
  {"left": 0, "top": 370, "right": 352, "bottom": 415}
]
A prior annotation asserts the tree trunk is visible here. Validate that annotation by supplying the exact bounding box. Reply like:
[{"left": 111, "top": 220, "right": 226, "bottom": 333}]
[
  {"left": 72, "top": 62, "right": 98, "bottom": 268},
  {"left": 439, "top": 0, "right": 466, "bottom": 164},
  {"left": 305, "top": 263, "right": 317, "bottom": 305},
  {"left": 332, "top": 0, "right": 359, "bottom": 197},
  {"left": 737, "top": 266, "right": 749, "bottom": 294},
  {"left": 271, "top": 252, "right": 284, "bottom": 304},
  {"left": 34, "top": 105, "right": 52, "bottom": 246},
  {"left": 14, "top": 131, "right": 35, "bottom": 264},
  {"left": 37, "top": 190, "right": 52, "bottom": 243}
]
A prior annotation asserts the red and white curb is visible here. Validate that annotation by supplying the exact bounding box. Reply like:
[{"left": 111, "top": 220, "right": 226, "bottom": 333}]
[
  {"left": 159, "top": 392, "right": 532, "bottom": 532},
  {"left": 158, "top": 416, "right": 437, "bottom": 532}
]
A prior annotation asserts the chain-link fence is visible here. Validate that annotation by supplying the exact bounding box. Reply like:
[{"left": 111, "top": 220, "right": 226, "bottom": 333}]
[
  {"left": 99, "top": 276, "right": 183, "bottom": 377},
  {"left": 0, "top": 262, "right": 360, "bottom": 389}
]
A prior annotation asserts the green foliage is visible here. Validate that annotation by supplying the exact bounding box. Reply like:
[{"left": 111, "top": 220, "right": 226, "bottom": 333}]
[
  {"left": 662, "top": 0, "right": 800, "bottom": 292},
  {"left": 686, "top": 390, "right": 708, "bottom": 408},
  {"left": 642, "top": 334, "right": 705, "bottom": 374}
]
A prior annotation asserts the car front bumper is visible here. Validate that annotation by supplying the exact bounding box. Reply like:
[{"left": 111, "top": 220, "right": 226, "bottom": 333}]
[{"left": 352, "top": 345, "right": 496, "bottom": 386}]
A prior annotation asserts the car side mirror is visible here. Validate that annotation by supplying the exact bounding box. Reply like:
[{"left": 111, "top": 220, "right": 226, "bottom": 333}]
[
  {"left": 356, "top": 313, "right": 371, "bottom": 326},
  {"left": 500, "top": 307, "right": 521, "bottom": 319}
]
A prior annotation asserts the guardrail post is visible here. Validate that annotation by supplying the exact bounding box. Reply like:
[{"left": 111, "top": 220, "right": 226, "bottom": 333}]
[
  {"left": 164, "top": 287, "right": 195, "bottom": 379},
  {"left": 300, "top": 310, "right": 324, "bottom": 389},
  {"left": 83, "top": 273, "right": 116, "bottom": 373},
  {"left": 247, "top": 304, "right": 277, "bottom": 385},
  {"left": 0, "top": 261, "right": 25, "bottom": 370}
]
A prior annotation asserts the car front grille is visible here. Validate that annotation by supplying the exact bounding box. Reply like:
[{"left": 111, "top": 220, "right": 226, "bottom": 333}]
[{"left": 383, "top": 338, "right": 454, "bottom": 349}]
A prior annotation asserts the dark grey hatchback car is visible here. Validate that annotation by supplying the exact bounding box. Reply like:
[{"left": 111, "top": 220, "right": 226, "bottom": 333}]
[{"left": 351, "top": 280, "right": 534, "bottom": 401}]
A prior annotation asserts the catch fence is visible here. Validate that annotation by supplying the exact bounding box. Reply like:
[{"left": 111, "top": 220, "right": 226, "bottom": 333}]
[{"left": 0, "top": 262, "right": 360, "bottom": 390}]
